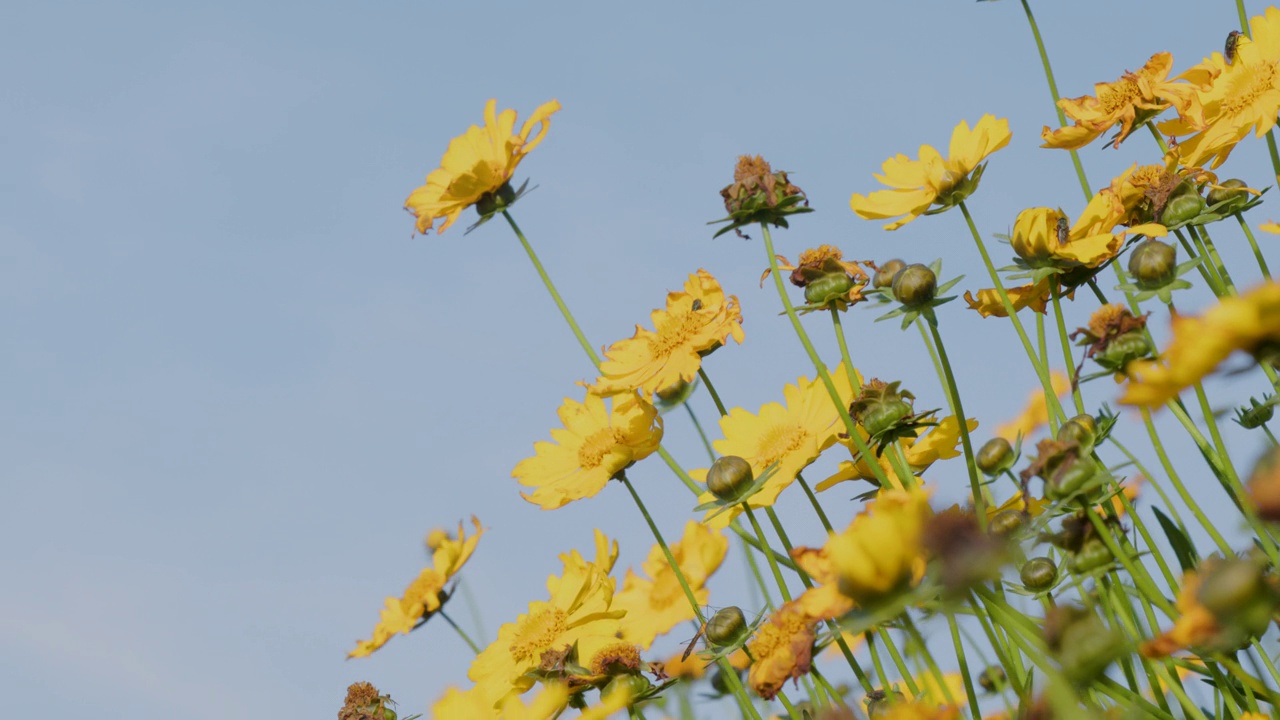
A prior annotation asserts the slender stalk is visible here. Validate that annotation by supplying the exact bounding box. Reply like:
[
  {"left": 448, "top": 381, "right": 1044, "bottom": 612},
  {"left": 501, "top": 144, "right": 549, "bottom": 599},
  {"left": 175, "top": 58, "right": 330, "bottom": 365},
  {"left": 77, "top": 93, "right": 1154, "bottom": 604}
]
[
  {"left": 684, "top": 404, "right": 717, "bottom": 462},
  {"left": 1139, "top": 406, "right": 1234, "bottom": 555},
  {"left": 698, "top": 367, "right": 729, "bottom": 417},
  {"left": 797, "top": 472, "right": 834, "bottom": 534},
  {"left": 438, "top": 609, "right": 481, "bottom": 655},
  {"left": 1237, "top": 213, "right": 1273, "bottom": 280},
  {"left": 829, "top": 309, "right": 863, "bottom": 392},
  {"left": 503, "top": 211, "right": 601, "bottom": 365},
  {"left": 927, "top": 319, "right": 985, "bottom": 523},
  {"left": 914, "top": 318, "right": 951, "bottom": 413},
  {"left": 1188, "top": 224, "right": 1236, "bottom": 295},
  {"left": 1049, "top": 284, "right": 1086, "bottom": 415},
  {"left": 743, "top": 504, "right": 792, "bottom": 604}
]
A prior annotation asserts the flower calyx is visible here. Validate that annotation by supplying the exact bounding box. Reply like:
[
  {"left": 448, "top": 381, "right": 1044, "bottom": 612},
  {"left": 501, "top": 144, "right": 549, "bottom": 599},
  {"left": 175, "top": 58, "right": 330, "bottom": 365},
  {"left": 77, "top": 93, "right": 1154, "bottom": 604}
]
[
  {"left": 711, "top": 155, "right": 812, "bottom": 239},
  {"left": 1115, "top": 238, "right": 1202, "bottom": 303},
  {"left": 874, "top": 259, "right": 965, "bottom": 330},
  {"left": 848, "top": 379, "right": 939, "bottom": 454}
]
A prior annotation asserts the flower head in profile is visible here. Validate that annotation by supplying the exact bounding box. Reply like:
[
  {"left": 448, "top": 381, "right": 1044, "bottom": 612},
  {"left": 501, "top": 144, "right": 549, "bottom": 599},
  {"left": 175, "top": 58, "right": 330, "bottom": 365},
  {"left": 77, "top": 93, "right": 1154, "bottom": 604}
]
[
  {"left": 1160, "top": 9, "right": 1280, "bottom": 168},
  {"left": 765, "top": 245, "right": 872, "bottom": 313},
  {"left": 827, "top": 488, "right": 933, "bottom": 606},
  {"left": 348, "top": 516, "right": 485, "bottom": 658},
  {"left": 1009, "top": 194, "right": 1167, "bottom": 272},
  {"left": 850, "top": 115, "right": 1011, "bottom": 230},
  {"left": 405, "top": 98, "right": 560, "bottom": 234},
  {"left": 1042, "top": 52, "right": 1202, "bottom": 150},
  {"left": 747, "top": 600, "right": 817, "bottom": 700},
  {"left": 962, "top": 279, "right": 1054, "bottom": 318},
  {"left": 469, "top": 531, "right": 624, "bottom": 707},
  {"left": 514, "top": 392, "right": 662, "bottom": 510},
  {"left": 591, "top": 270, "right": 744, "bottom": 399},
  {"left": 613, "top": 521, "right": 729, "bottom": 649},
  {"left": 693, "top": 366, "right": 857, "bottom": 528},
  {"left": 1121, "top": 281, "right": 1280, "bottom": 408}
]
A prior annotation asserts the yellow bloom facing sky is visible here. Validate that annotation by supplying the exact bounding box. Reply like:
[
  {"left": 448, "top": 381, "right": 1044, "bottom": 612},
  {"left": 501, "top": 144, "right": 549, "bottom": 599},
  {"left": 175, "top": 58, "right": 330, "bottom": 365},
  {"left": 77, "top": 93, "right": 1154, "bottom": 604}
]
[
  {"left": 1160, "top": 7, "right": 1280, "bottom": 168},
  {"left": 613, "top": 520, "right": 728, "bottom": 649},
  {"left": 514, "top": 392, "right": 662, "bottom": 510},
  {"left": 591, "top": 269, "right": 744, "bottom": 399},
  {"left": 816, "top": 415, "right": 975, "bottom": 491},
  {"left": 826, "top": 488, "right": 933, "bottom": 606},
  {"left": 348, "top": 516, "right": 485, "bottom": 658},
  {"left": 1121, "top": 281, "right": 1280, "bottom": 408},
  {"left": 693, "top": 365, "right": 856, "bottom": 528},
  {"left": 850, "top": 115, "right": 1011, "bottom": 230},
  {"left": 405, "top": 98, "right": 560, "bottom": 234},
  {"left": 1042, "top": 52, "right": 1202, "bottom": 150}
]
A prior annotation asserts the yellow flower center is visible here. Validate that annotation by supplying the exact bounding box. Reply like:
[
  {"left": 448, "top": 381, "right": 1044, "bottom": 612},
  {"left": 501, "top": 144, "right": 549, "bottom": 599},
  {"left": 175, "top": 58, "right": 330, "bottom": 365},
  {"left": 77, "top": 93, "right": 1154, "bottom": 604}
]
[
  {"left": 757, "top": 424, "right": 809, "bottom": 468},
  {"left": 647, "top": 311, "right": 705, "bottom": 359},
  {"left": 509, "top": 608, "right": 568, "bottom": 662},
  {"left": 749, "top": 610, "right": 810, "bottom": 659},
  {"left": 578, "top": 428, "right": 625, "bottom": 470},
  {"left": 1097, "top": 77, "right": 1141, "bottom": 115},
  {"left": 1221, "top": 61, "right": 1280, "bottom": 118}
]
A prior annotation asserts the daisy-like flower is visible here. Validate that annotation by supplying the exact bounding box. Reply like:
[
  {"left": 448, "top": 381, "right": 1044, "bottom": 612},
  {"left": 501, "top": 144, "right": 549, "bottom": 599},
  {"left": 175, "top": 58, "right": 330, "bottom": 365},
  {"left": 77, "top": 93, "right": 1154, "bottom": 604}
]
[
  {"left": 1010, "top": 194, "right": 1167, "bottom": 271},
  {"left": 747, "top": 600, "right": 817, "bottom": 700},
  {"left": 405, "top": 98, "right": 560, "bottom": 235},
  {"left": 613, "top": 520, "right": 728, "bottom": 649},
  {"left": 348, "top": 516, "right": 485, "bottom": 658},
  {"left": 1121, "top": 281, "right": 1280, "bottom": 408},
  {"left": 1159, "top": 8, "right": 1280, "bottom": 169},
  {"left": 994, "top": 372, "right": 1071, "bottom": 441},
  {"left": 468, "top": 531, "right": 625, "bottom": 707},
  {"left": 826, "top": 488, "right": 933, "bottom": 606},
  {"left": 514, "top": 392, "right": 663, "bottom": 510},
  {"left": 1042, "top": 52, "right": 1203, "bottom": 150},
  {"left": 850, "top": 115, "right": 1011, "bottom": 230},
  {"left": 591, "top": 269, "right": 744, "bottom": 399},
  {"left": 816, "top": 415, "right": 975, "bottom": 491},
  {"left": 1106, "top": 157, "right": 1215, "bottom": 227},
  {"left": 692, "top": 366, "right": 857, "bottom": 528}
]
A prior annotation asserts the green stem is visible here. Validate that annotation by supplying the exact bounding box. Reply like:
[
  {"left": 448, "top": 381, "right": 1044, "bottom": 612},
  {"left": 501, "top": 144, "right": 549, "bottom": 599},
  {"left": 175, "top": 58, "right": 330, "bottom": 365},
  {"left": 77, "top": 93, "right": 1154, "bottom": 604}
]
[
  {"left": 1173, "top": 227, "right": 1223, "bottom": 295},
  {"left": 1138, "top": 406, "right": 1234, "bottom": 555},
  {"left": 1019, "top": 0, "right": 1091, "bottom": 200},
  {"left": 1237, "top": 213, "right": 1273, "bottom": 280},
  {"left": 742, "top": 504, "right": 791, "bottom": 604},
  {"left": 437, "top": 609, "right": 481, "bottom": 655},
  {"left": 797, "top": 472, "right": 835, "bottom": 534},
  {"left": 698, "top": 367, "right": 729, "bottom": 417},
  {"left": 1188, "top": 224, "right": 1236, "bottom": 295},
  {"left": 1049, "top": 284, "right": 1086, "bottom": 415},
  {"left": 684, "top": 404, "right": 717, "bottom": 463},
  {"left": 503, "top": 211, "right": 601, "bottom": 365},
  {"left": 914, "top": 318, "right": 951, "bottom": 413},
  {"left": 830, "top": 309, "right": 863, "bottom": 392},
  {"left": 926, "top": 319, "right": 985, "bottom": 524}
]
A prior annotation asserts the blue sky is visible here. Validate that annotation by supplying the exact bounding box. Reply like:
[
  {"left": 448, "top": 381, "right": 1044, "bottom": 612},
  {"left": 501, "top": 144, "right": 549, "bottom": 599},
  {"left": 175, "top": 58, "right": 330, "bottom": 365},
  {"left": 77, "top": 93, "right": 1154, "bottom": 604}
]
[{"left": 4, "top": 1, "right": 1279, "bottom": 717}]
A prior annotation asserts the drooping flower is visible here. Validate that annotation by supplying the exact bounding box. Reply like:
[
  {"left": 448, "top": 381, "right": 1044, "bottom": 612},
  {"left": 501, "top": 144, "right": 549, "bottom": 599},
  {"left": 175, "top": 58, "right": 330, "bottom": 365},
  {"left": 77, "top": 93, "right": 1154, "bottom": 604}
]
[
  {"left": 850, "top": 115, "right": 1011, "bottom": 230},
  {"left": 994, "top": 372, "right": 1071, "bottom": 442},
  {"left": 826, "top": 488, "right": 933, "bottom": 606},
  {"left": 468, "top": 531, "right": 624, "bottom": 707},
  {"left": 514, "top": 392, "right": 663, "bottom": 510},
  {"left": 1121, "top": 281, "right": 1280, "bottom": 408},
  {"left": 962, "top": 279, "right": 1053, "bottom": 318},
  {"left": 1160, "top": 8, "right": 1280, "bottom": 169},
  {"left": 405, "top": 99, "right": 560, "bottom": 235},
  {"left": 348, "top": 516, "right": 485, "bottom": 658},
  {"left": 692, "top": 366, "right": 857, "bottom": 527},
  {"left": 613, "top": 521, "right": 729, "bottom": 649},
  {"left": 591, "top": 270, "right": 744, "bottom": 398},
  {"left": 1041, "top": 52, "right": 1203, "bottom": 150},
  {"left": 746, "top": 600, "right": 817, "bottom": 700},
  {"left": 1009, "top": 194, "right": 1167, "bottom": 271},
  {"left": 789, "top": 543, "right": 856, "bottom": 622},
  {"left": 816, "top": 415, "right": 975, "bottom": 491}
]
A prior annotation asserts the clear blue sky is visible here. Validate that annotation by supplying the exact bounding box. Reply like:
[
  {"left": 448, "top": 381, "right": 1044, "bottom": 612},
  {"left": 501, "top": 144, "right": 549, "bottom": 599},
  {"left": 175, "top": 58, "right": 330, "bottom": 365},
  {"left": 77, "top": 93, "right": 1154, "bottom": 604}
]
[{"left": 4, "top": 1, "right": 1277, "bottom": 717}]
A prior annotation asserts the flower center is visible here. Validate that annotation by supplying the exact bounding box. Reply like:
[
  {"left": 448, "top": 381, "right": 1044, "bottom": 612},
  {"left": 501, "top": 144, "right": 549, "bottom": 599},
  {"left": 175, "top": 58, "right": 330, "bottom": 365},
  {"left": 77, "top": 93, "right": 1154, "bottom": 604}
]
[
  {"left": 1222, "top": 61, "right": 1280, "bottom": 118},
  {"left": 648, "top": 311, "right": 705, "bottom": 358},
  {"left": 578, "top": 428, "right": 625, "bottom": 470},
  {"left": 757, "top": 424, "right": 809, "bottom": 469},
  {"left": 509, "top": 608, "right": 568, "bottom": 662},
  {"left": 1097, "top": 77, "right": 1141, "bottom": 115}
]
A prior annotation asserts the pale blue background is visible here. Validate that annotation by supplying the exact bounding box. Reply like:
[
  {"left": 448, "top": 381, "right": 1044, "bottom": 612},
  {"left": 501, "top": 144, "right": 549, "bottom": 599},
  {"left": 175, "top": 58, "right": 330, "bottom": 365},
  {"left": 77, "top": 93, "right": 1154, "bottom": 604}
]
[{"left": 4, "top": 1, "right": 1279, "bottom": 717}]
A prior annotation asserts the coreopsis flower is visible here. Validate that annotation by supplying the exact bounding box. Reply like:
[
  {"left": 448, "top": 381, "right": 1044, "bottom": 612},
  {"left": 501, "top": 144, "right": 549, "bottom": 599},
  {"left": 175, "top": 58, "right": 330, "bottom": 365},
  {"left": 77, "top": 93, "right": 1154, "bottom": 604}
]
[
  {"left": 789, "top": 544, "right": 856, "bottom": 621},
  {"left": 1261, "top": 220, "right": 1280, "bottom": 233},
  {"left": 994, "top": 372, "right": 1071, "bottom": 442},
  {"left": 405, "top": 99, "right": 560, "bottom": 234},
  {"left": 613, "top": 520, "right": 729, "bottom": 649},
  {"left": 746, "top": 600, "right": 816, "bottom": 700},
  {"left": 1009, "top": 195, "right": 1166, "bottom": 271},
  {"left": 1121, "top": 281, "right": 1280, "bottom": 407},
  {"left": 348, "top": 516, "right": 485, "bottom": 658},
  {"left": 871, "top": 703, "right": 961, "bottom": 720},
  {"left": 1160, "top": 8, "right": 1280, "bottom": 169},
  {"left": 591, "top": 269, "right": 744, "bottom": 398},
  {"left": 514, "top": 392, "right": 662, "bottom": 510},
  {"left": 1106, "top": 157, "right": 1216, "bottom": 227},
  {"left": 692, "top": 365, "right": 857, "bottom": 527},
  {"left": 469, "top": 531, "right": 624, "bottom": 706},
  {"left": 850, "top": 115, "right": 1011, "bottom": 230},
  {"left": 1041, "top": 52, "right": 1203, "bottom": 150},
  {"left": 1139, "top": 568, "right": 1227, "bottom": 658},
  {"left": 816, "top": 415, "right": 975, "bottom": 491},
  {"left": 962, "top": 279, "right": 1053, "bottom": 318},
  {"left": 827, "top": 488, "right": 933, "bottom": 605}
]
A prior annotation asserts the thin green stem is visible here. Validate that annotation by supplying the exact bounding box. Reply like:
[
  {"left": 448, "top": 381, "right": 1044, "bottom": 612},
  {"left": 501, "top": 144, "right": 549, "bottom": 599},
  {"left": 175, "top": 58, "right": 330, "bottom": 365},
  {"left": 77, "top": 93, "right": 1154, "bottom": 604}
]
[
  {"left": 927, "top": 319, "right": 985, "bottom": 524},
  {"left": 830, "top": 309, "right": 863, "bottom": 392},
  {"left": 1188, "top": 224, "right": 1236, "bottom": 295},
  {"left": 438, "top": 609, "right": 481, "bottom": 655},
  {"left": 1139, "top": 406, "right": 1234, "bottom": 555},
  {"left": 1238, "top": 213, "right": 1274, "bottom": 280},
  {"left": 743, "top": 504, "right": 791, "bottom": 604},
  {"left": 1049, "top": 284, "right": 1086, "bottom": 415},
  {"left": 796, "top": 472, "right": 835, "bottom": 534},
  {"left": 684, "top": 404, "right": 717, "bottom": 462},
  {"left": 914, "top": 318, "right": 952, "bottom": 413},
  {"left": 698, "top": 367, "right": 729, "bottom": 417}
]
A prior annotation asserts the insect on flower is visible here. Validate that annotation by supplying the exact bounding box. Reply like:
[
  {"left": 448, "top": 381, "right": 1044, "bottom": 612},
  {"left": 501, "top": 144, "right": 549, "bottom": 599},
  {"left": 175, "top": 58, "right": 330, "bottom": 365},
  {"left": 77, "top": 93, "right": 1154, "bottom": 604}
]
[{"left": 1226, "top": 30, "right": 1242, "bottom": 65}]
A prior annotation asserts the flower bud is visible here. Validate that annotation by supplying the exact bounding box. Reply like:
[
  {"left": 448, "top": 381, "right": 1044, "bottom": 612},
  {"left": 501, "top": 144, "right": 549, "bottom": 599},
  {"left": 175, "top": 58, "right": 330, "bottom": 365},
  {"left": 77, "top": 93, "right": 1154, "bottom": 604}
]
[
  {"left": 1056, "top": 415, "right": 1096, "bottom": 452},
  {"left": 1068, "top": 538, "right": 1113, "bottom": 573},
  {"left": 1158, "top": 192, "right": 1205, "bottom": 226},
  {"left": 709, "top": 667, "right": 743, "bottom": 696},
  {"left": 850, "top": 380, "right": 915, "bottom": 438},
  {"left": 978, "top": 665, "right": 1008, "bottom": 693},
  {"left": 1044, "top": 456, "right": 1100, "bottom": 500},
  {"left": 803, "top": 272, "right": 855, "bottom": 304},
  {"left": 1020, "top": 557, "right": 1058, "bottom": 591},
  {"left": 1095, "top": 330, "right": 1153, "bottom": 372},
  {"left": 891, "top": 264, "right": 937, "bottom": 307},
  {"left": 1196, "top": 557, "right": 1276, "bottom": 639},
  {"left": 603, "top": 673, "right": 651, "bottom": 700},
  {"left": 474, "top": 182, "right": 518, "bottom": 217},
  {"left": 977, "top": 437, "right": 1015, "bottom": 476},
  {"left": 873, "top": 259, "right": 906, "bottom": 289},
  {"left": 988, "top": 509, "right": 1024, "bottom": 537},
  {"left": 705, "top": 606, "right": 748, "bottom": 647},
  {"left": 707, "top": 456, "right": 754, "bottom": 501},
  {"left": 1207, "top": 178, "right": 1250, "bottom": 207},
  {"left": 1044, "top": 605, "right": 1125, "bottom": 685},
  {"left": 1235, "top": 397, "right": 1275, "bottom": 430},
  {"left": 1128, "top": 239, "right": 1178, "bottom": 288}
]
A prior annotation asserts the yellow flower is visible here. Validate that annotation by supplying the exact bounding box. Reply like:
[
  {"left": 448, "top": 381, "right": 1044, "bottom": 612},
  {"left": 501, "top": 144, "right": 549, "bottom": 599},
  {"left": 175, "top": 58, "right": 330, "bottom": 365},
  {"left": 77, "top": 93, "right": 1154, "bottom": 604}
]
[
  {"left": 1106, "top": 158, "right": 1216, "bottom": 227},
  {"left": 1121, "top": 281, "right": 1280, "bottom": 407},
  {"left": 1261, "top": 220, "right": 1280, "bottom": 233},
  {"left": 816, "top": 415, "right": 976, "bottom": 491},
  {"left": 994, "top": 371, "right": 1071, "bottom": 442},
  {"left": 850, "top": 115, "right": 1011, "bottom": 230},
  {"left": 747, "top": 600, "right": 816, "bottom": 700},
  {"left": 693, "top": 366, "right": 857, "bottom": 528},
  {"left": 872, "top": 703, "right": 962, "bottom": 720},
  {"left": 514, "top": 392, "right": 663, "bottom": 510},
  {"left": 1042, "top": 52, "right": 1203, "bottom": 150},
  {"left": 962, "top": 279, "right": 1053, "bottom": 318},
  {"left": 431, "top": 683, "right": 571, "bottom": 720},
  {"left": 405, "top": 98, "right": 560, "bottom": 235},
  {"left": 827, "top": 488, "right": 933, "bottom": 605},
  {"left": 591, "top": 270, "right": 744, "bottom": 398},
  {"left": 613, "top": 521, "right": 729, "bottom": 649},
  {"left": 469, "top": 531, "right": 624, "bottom": 707},
  {"left": 984, "top": 491, "right": 1047, "bottom": 523},
  {"left": 1159, "top": 7, "right": 1280, "bottom": 168},
  {"left": 348, "top": 516, "right": 485, "bottom": 658},
  {"left": 1009, "top": 194, "right": 1166, "bottom": 270},
  {"left": 789, "top": 544, "right": 856, "bottom": 621},
  {"left": 1140, "top": 570, "right": 1221, "bottom": 658}
]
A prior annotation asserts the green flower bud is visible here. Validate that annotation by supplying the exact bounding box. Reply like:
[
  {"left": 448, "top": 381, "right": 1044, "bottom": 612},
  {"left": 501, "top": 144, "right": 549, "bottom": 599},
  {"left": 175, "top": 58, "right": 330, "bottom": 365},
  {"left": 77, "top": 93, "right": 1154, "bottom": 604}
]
[
  {"left": 803, "top": 272, "right": 855, "bottom": 304},
  {"left": 1235, "top": 397, "right": 1275, "bottom": 429},
  {"left": 891, "top": 264, "right": 937, "bottom": 307},
  {"left": 1095, "top": 330, "right": 1153, "bottom": 372},
  {"left": 707, "top": 456, "right": 754, "bottom": 501},
  {"left": 705, "top": 606, "right": 748, "bottom": 647},
  {"left": 988, "top": 509, "right": 1024, "bottom": 537},
  {"left": 1207, "top": 178, "right": 1250, "bottom": 207},
  {"left": 978, "top": 665, "right": 1007, "bottom": 693},
  {"left": 977, "top": 437, "right": 1015, "bottom": 476},
  {"left": 1020, "top": 557, "right": 1058, "bottom": 591},
  {"left": 1056, "top": 415, "right": 1096, "bottom": 452},
  {"left": 1044, "top": 457, "right": 1100, "bottom": 500},
  {"left": 474, "top": 182, "right": 518, "bottom": 216},
  {"left": 709, "top": 667, "right": 743, "bottom": 696},
  {"left": 603, "top": 673, "right": 651, "bottom": 700},
  {"left": 1068, "top": 538, "right": 1113, "bottom": 573},
  {"left": 1158, "top": 192, "right": 1205, "bottom": 226},
  {"left": 1128, "top": 239, "right": 1178, "bottom": 288},
  {"left": 874, "top": 259, "right": 906, "bottom": 289},
  {"left": 862, "top": 401, "right": 912, "bottom": 437}
]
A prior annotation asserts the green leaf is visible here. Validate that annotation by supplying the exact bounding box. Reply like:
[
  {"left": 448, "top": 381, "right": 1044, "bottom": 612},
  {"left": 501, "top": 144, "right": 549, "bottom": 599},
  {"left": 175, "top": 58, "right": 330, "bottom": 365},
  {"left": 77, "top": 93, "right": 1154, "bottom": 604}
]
[{"left": 1153, "top": 506, "right": 1199, "bottom": 572}]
